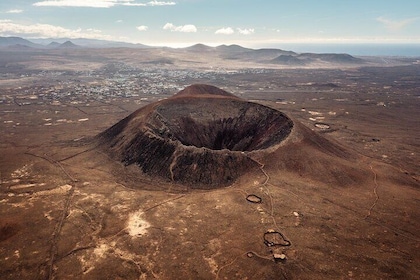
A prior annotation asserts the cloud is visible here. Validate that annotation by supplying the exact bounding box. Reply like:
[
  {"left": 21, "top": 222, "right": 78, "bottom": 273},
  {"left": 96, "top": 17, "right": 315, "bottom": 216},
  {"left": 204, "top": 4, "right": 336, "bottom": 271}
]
[
  {"left": 116, "top": 19, "right": 123, "bottom": 23},
  {"left": 6, "top": 9, "right": 24, "bottom": 14},
  {"left": 123, "top": 0, "right": 175, "bottom": 6},
  {"left": 146, "top": 0, "right": 175, "bottom": 6},
  {"left": 33, "top": 0, "right": 121, "bottom": 8},
  {"left": 0, "top": 20, "right": 112, "bottom": 40},
  {"left": 33, "top": 0, "right": 175, "bottom": 8},
  {"left": 215, "top": 27, "right": 234, "bottom": 35},
  {"left": 136, "top": 25, "right": 148, "bottom": 31},
  {"left": 163, "top": 23, "right": 197, "bottom": 33},
  {"left": 86, "top": 28, "right": 102, "bottom": 33},
  {"left": 214, "top": 27, "right": 254, "bottom": 35},
  {"left": 237, "top": 28, "right": 254, "bottom": 35},
  {"left": 376, "top": 16, "right": 419, "bottom": 32}
]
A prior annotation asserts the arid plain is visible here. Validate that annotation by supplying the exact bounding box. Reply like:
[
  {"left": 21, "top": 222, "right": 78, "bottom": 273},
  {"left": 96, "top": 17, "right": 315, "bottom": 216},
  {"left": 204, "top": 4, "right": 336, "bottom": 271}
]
[{"left": 0, "top": 46, "right": 419, "bottom": 279}]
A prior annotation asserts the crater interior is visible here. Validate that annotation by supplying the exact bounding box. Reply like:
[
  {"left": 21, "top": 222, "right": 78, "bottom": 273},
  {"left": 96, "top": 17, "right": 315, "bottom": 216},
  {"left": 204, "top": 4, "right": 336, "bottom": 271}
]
[{"left": 153, "top": 98, "right": 293, "bottom": 152}]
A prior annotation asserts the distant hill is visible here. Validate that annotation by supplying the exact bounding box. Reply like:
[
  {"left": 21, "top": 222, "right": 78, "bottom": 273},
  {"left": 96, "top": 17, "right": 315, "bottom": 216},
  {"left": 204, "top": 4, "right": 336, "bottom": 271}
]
[
  {"left": 298, "top": 53, "right": 364, "bottom": 64},
  {"left": 46, "top": 42, "right": 61, "bottom": 48},
  {"left": 270, "top": 55, "right": 306, "bottom": 65},
  {"left": 57, "top": 41, "right": 80, "bottom": 49},
  {"left": 178, "top": 43, "right": 365, "bottom": 65},
  {"left": 254, "top": 48, "right": 296, "bottom": 56},
  {"left": 215, "top": 44, "right": 251, "bottom": 53},
  {"left": 31, "top": 38, "right": 150, "bottom": 48},
  {"left": 225, "top": 48, "right": 296, "bottom": 61},
  {"left": 184, "top": 43, "right": 215, "bottom": 52},
  {"left": 182, "top": 44, "right": 299, "bottom": 62},
  {"left": 0, "top": 36, "right": 366, "bottom": 66},
  {"left": 181, "top": 44, "right": 294, "bottom": 61},
  {"left": 0, "top": 36, "right": 41, "bottom": 48}
]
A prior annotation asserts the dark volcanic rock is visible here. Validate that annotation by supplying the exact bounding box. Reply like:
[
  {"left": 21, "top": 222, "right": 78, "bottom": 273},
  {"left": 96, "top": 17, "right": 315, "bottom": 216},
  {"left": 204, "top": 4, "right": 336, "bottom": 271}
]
[{"left": 97, "top": 84, "right": 294, "bottom": 188}]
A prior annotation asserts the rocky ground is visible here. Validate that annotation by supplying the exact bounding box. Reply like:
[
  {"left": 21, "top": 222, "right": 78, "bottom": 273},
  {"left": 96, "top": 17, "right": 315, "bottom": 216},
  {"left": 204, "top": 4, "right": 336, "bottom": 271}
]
[{"left": 0, "top": 52, "right": 419, "bottom": 279}]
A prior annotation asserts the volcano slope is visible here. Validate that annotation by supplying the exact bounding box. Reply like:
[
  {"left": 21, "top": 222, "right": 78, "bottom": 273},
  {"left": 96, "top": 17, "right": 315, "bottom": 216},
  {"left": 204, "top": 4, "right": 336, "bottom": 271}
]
[
  {"left": 97, "top": 84, "right": 294, "bottom": 188},
  {"left": 97, "top": 84, "right": 382, "bottom": 190}
]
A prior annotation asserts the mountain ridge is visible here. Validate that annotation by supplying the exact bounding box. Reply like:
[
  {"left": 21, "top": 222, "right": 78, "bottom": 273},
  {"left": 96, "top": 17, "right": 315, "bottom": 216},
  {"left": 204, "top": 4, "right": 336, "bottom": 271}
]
[{"left": 0, "top": 36, "right": 366, "bottom": 66}]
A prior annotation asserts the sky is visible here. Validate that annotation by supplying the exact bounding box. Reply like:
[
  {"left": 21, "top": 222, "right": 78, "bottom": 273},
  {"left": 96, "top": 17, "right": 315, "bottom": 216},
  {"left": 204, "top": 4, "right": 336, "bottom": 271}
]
[{"left": 0, "top": 0, "right": 419, "bottom": 49}]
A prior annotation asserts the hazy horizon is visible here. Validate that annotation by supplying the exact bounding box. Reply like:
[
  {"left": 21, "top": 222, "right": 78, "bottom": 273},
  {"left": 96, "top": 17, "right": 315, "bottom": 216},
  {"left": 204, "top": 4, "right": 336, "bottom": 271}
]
[
  {"left": 9, "top": 35, "right": 420, "bottom": 57},
  {"left": 1, "top": 0, "right": 419, "bottom": 55}
]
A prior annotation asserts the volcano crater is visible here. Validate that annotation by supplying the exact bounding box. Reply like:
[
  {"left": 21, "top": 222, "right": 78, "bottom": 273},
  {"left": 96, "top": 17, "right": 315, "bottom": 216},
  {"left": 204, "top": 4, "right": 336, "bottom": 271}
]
[
  {"left": 98, "top": 84, "right": 294, "bottom": 188},
  {"left": 153, "top": 98, "right": 292, "bottom": 152}
]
